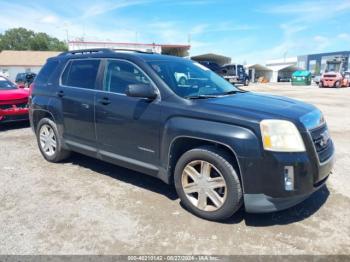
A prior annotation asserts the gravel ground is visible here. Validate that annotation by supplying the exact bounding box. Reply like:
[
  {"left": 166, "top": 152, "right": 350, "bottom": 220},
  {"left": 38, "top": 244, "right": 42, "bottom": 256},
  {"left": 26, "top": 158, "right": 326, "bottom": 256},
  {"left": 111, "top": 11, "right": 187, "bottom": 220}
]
[{"left": 0, "top": 83, "right": 349, "bottom": 255}]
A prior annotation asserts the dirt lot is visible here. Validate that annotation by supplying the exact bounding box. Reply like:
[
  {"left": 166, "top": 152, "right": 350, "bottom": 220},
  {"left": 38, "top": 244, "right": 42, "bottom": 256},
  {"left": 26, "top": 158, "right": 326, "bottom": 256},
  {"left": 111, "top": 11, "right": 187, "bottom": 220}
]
[{"left": 1, "top": 83, "right": 350, "bottom": 255}]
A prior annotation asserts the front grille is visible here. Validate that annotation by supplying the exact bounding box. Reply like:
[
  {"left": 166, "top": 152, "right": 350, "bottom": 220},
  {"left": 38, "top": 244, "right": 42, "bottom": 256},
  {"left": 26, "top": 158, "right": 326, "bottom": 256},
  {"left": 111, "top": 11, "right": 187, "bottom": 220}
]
[
  {"left": 0, "top": 104, "right": 13, "bottom": 110},
  {"left": 310, "top": 124, "right": 334, "bottom": 163},
  {"left": 0, "top": 102, "right": 28, "bottom": 110},
  {"left": 15, "top": 103, "right": 28, "bottom": 109}
]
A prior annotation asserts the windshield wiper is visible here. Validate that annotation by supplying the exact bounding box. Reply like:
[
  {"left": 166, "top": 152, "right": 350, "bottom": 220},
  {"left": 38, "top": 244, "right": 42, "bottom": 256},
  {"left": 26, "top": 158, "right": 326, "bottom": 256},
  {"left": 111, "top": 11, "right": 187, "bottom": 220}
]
[
  {"left": 185, "top": 90, "right": 245, "bottom": 99},
  {"left": 219, "top": 90, "right": 243, "bottom": 95},
  {"left": 184, "top": 94, "right": 219, "bottom": 99}
]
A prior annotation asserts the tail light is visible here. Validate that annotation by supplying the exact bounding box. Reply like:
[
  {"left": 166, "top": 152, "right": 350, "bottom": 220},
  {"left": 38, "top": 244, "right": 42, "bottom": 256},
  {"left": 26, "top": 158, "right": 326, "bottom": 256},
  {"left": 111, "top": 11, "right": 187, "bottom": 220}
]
[
  {"left": 29, "top": 83, "right": 34, "bottom": 97},
  {"left": 28, "top": 83, "right": 35, "bottom": 105}
]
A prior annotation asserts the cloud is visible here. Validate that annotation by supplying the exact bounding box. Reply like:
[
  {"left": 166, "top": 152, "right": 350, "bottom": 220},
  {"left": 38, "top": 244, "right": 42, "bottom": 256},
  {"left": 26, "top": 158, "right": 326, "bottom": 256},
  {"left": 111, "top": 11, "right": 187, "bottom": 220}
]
[
  {"left": 40, "top": 15, "right": 59, "bottom": 24},
  {"left": 0, "top": 2, "right": 140, "bottom": 43},
  {"left": 243, "top": 0, "right": 350, "bottom": 63},
  {"left": 190, "top": 24, "right": 209, "bottom": 35},
  {"left": 338, "top": 33, "right": 350, "bottom": 41},
  {"left": 81, "top": 0, "right": 152, "bottom": 18},
  {"left": 313, "top": 35, "right": 330, "bottom": 51},
  {"left": 261, "top": 0, "right": 350, "bottom": 15},
  {"left": 167, "top": 0, "right": 218, "bottom": 6}
]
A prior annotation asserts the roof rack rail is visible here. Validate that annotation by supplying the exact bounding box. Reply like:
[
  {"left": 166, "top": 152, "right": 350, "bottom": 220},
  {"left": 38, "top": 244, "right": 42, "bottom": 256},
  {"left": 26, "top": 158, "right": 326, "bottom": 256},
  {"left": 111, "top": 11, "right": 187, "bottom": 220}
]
[
  {"left": 59, "top": 48, "right": 155, "bottom": 56},
  {"left": 111, "top": 48, "right": 155, "bottom": 54},
  {"left": 59, "top": 48, "right": 113, "bottom": 56}
]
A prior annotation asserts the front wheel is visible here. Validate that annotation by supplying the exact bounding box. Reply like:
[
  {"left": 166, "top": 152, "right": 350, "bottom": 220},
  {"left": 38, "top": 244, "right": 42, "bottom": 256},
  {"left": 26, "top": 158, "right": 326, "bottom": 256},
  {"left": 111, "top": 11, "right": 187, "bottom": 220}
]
[
  {"left": 244, "top": 79, "right": 249, "bottom": 86},
  {"left": 36, "top": 118, "right": 71, "bottom": 162},
  {"left": 319, "top": 81, "right": 324, "bottom": 88},
  {"left": 174, "top": 146, "right": 242, "bottom": 221},
  {"left": 179, "top": 77, "right": 187, "bottom": 86}
]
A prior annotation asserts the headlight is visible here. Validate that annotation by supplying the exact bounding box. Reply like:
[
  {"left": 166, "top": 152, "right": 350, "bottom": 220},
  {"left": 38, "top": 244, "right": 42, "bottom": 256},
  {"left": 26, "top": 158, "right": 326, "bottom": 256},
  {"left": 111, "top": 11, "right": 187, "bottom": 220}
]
[{"left": 260, "top": 120, "right": 306, "bottom": 152}]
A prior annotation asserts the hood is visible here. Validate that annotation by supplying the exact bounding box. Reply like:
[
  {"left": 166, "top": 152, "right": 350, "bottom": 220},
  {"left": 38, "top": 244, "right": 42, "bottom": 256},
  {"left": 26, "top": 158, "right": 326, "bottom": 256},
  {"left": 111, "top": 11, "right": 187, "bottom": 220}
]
[
  {"left": 197, "top": 92, "right": 319, "bottom": 129},
  {"left": 0, "top": 88, "right": 29, "bottom": 102}
]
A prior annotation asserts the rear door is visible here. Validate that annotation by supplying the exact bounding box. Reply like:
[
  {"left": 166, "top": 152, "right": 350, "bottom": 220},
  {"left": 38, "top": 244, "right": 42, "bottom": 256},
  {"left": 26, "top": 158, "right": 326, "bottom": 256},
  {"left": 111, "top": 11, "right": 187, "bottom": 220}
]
[
  {"left": 95, "top": 59, "right": 161, "bottom": 174},
  {"left": 59, "top": 59, "right": 101, "bottom": 151}
]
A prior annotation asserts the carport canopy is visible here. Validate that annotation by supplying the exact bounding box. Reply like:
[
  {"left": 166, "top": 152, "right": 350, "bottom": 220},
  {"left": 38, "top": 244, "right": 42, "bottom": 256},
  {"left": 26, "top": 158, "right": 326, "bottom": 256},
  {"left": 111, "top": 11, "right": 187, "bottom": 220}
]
[
  {"left": 191, "top": 53, "right": 231, "bottom": 66},
  {"left": 247, "top": 64, "right": 272, "bottom": 71},
  {"left": 267, "top": 64, "right": 301, "bottom": 82},
  {"left": 246, "top": 64, "right": 273, "bottom": 82},
  {"left": 267, "top": 64, "right": 300, "bottom": 73}
]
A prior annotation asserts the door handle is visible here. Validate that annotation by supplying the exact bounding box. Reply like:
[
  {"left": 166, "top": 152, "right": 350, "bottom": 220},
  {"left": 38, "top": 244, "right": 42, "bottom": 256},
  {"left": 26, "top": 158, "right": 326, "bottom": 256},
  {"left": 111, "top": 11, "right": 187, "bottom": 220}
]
[
  {"left": 81, "top": 103, "right": 90, "bottom": 109},
  {"left": 56, "top": 90, "right": 65, "bottom": 98},
  {"left": 98, "top": 97, "right": 111, "bottom": 105}
]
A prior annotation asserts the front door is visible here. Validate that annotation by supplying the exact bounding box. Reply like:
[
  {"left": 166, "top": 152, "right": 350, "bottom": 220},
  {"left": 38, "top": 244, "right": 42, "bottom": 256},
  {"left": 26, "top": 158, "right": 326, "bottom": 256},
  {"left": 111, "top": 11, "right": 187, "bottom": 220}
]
[{"left": 95, "top": 59, "right": 161, "bottom": 173}]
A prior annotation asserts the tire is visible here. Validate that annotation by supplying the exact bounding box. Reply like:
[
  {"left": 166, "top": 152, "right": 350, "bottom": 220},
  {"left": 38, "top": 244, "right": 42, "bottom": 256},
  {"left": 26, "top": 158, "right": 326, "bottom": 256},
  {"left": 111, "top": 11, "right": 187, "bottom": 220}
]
[
  {"left": 174, "top": 146, "right": 242, "bottom": 221},
  {"left": 244, "top": 79, "right": 249, "bottom": 86},
  {"left": 335, "top": 81, "right": 341, "bottom": 88},
  {"left": 319, "top": 81, "right": 323, "bottom": 88},
  {"left": 36, "top": 118, "right": 70, "bottom": 162},
  {"left": 179, "top": 77, "right": 187, "bottom": 86}
]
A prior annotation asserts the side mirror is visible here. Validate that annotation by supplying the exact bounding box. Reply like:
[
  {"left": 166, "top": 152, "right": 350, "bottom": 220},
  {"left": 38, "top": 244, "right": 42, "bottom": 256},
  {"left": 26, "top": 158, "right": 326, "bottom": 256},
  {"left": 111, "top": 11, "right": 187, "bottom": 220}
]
[{"left": 126, "top": 84, "right": 158, "bottom": 100}]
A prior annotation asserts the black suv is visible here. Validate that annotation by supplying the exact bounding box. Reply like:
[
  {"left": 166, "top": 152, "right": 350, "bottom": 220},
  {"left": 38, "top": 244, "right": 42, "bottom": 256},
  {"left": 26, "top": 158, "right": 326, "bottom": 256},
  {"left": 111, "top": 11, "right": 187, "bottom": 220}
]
[{"left": 29, "top": 49, "right": 334, "bottom": 221}]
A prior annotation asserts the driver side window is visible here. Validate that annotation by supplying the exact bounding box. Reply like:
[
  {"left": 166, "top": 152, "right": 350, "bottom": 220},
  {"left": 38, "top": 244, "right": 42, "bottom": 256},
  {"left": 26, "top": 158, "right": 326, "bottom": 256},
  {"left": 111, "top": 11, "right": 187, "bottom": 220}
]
[{"left": 104, "top": 60, "right": 151, "bottom": 94}]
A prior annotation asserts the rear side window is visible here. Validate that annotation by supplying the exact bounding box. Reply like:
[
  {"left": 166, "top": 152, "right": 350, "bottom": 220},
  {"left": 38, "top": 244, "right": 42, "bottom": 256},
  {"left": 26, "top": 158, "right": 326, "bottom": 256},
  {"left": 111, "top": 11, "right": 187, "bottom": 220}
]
[
  {"left": 36, "top": 60, "right": 59, "bottom": 84},
  {"left": 61, "top": 59, "right": 100, "bottom": 89}
]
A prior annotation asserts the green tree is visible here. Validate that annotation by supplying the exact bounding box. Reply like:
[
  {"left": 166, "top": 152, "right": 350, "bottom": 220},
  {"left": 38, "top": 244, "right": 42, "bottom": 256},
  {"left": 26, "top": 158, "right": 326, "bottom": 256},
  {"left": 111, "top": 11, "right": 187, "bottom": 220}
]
[
  {"left": 30, "top": 32, "right": 67, "bottom": 51},
  {"left": 0, "top": 28, "right": 34, "bottom": 50},
  {"left": 0, "top": 27, "right": 67, "bottom": 51}
]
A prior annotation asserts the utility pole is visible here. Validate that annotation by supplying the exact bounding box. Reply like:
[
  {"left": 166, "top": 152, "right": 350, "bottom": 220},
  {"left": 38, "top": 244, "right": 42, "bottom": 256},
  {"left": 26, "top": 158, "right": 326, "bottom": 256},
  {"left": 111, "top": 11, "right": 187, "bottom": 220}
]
[
  {"left": 283, "top": 50, "right": 288, "bottom": 63},
  {"left": 187, "top": 33, "right": 191, "bottom": 57}
]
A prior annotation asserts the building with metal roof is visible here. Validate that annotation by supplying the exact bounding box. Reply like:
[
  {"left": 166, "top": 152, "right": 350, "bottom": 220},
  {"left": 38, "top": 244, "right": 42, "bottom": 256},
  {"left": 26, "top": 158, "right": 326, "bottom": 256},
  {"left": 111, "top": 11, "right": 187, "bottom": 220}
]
[
  {"left": 68, "top": 41, "right": 191, "bottom": 57},
  {"left": 0, "top": 50, "right": 61, "bottom": 81},
  {"left": 191, "top": 53, "right": 231, "bottom": 66}
]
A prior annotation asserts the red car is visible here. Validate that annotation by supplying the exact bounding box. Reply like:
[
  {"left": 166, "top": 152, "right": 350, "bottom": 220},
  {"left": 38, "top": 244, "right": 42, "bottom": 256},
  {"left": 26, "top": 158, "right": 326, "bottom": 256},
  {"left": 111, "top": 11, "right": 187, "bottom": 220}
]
[{"left": 0, "top": 76, "right": 29, "bottom": 123}]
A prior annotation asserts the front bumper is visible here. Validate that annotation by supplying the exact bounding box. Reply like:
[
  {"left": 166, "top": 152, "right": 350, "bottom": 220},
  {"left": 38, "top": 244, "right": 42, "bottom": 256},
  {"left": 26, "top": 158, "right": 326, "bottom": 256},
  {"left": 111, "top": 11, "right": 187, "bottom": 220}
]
[
  {"left": 0, "top": 108, "right": 29, "bottom": 123},
  {"left": 241, "top": 126, "right": 335, "bottom": 213},
  {"left": 244, "top": 153, "right": 334, "bottom": 213},
  {"left": 244, "top": 175, "right": 330, "bottom": 213}
]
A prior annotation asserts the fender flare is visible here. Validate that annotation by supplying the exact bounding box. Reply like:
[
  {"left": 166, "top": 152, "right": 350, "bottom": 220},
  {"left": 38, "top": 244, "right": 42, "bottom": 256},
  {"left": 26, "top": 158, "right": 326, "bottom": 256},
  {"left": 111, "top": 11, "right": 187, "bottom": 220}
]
[{"left": 159, "top": 117, "right": 262, "bottom": 185}]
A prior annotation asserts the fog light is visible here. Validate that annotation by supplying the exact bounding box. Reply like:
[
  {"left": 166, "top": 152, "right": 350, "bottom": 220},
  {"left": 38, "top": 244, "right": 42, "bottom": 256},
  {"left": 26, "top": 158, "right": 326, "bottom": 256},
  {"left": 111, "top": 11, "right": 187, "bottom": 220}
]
[{"left": 284, "top": 166, "right": 294, "bottom": 191}]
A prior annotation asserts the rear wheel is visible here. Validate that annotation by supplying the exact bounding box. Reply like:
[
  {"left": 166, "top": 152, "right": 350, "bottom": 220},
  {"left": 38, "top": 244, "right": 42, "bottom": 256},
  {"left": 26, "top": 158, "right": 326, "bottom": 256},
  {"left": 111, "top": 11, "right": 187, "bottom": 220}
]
[
  {"left": 174, "top": 146, "right": 242, "bottom": 221},
  {"left": 36, "top": 118, "right": 70, "bottom": 162}
]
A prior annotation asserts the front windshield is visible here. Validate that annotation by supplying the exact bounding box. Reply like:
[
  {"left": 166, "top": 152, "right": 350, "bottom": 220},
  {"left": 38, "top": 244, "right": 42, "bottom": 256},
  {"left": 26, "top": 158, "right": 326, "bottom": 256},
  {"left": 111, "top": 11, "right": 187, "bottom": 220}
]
[
  {"left": 0, "top": 77, "right": 17, "bottom": 90},
  {"left": 147, "top": 59, "right": 239, "bottom": 98}
]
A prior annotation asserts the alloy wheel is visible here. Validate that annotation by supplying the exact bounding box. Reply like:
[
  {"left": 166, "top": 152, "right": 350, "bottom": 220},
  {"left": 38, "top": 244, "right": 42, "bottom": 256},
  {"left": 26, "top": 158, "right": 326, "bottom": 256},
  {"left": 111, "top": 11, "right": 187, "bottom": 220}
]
[
  {"left": 181, "top": 160, "right": 227, "bottom": 212},
  {"left": 39, "top": 124, "right": 57, "bottom": 157}
]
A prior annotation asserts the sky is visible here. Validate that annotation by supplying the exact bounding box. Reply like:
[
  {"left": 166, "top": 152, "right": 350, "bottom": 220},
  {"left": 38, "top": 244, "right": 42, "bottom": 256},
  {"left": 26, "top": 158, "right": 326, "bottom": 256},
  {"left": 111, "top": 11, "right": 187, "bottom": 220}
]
[{"left": 0, "top": 0, "right": 350, "bottom": 63}]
